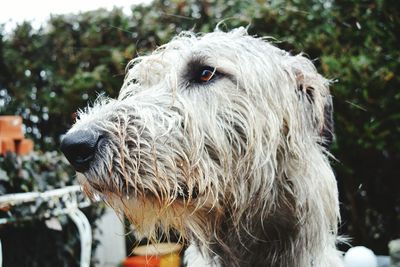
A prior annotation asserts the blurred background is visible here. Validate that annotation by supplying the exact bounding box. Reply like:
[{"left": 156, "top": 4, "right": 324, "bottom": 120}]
[{"left": 0, "top": 0, "right": 399, "bottom": 266}]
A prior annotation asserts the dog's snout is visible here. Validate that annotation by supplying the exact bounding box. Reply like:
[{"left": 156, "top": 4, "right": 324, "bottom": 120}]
[{"left": 60, "top": 130, "right": 102, "bottom": 173}]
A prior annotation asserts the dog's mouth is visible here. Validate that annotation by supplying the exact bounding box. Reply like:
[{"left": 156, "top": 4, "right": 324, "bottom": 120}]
[{"left": 80, "top": 167, "right": 200, "bottom": 204}]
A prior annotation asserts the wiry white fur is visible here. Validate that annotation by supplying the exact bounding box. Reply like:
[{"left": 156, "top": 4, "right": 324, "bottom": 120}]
[{"left": 68, "top": 27, "right": 343, "bottom": 267}]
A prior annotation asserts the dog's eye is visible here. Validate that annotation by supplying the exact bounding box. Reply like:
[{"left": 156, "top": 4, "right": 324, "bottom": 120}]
[{"left": 196, "top": 66, "right": 218, "bottom": 83}]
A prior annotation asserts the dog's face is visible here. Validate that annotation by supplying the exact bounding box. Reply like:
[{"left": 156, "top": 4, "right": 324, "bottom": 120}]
[{"left": 61, "top": 28, "right": 332, "bottom": 242}]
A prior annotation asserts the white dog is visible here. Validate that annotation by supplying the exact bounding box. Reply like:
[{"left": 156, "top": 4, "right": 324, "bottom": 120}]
[{"left": 61, "top": 27, "right": 343, "bottom": 267}]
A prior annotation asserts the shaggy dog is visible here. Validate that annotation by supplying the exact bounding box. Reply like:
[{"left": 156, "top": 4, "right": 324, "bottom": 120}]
[{"left": 61, "top": 28, "right": 343, "bottom": 267}]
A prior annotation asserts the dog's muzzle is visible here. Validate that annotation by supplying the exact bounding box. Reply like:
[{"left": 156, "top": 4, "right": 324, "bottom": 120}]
[{"left": 60, "top": 129, "right": 102, "bottom": 173}]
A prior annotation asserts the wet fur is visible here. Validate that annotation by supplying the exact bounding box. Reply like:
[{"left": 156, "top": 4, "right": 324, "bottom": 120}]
[{"left": 67, "top": 28, "right": 343, "bottom": 267}]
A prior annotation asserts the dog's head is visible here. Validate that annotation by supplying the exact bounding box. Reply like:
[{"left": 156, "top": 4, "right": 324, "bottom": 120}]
[{"left": 61, "top": 27, "right": 334, "bottom": 244}]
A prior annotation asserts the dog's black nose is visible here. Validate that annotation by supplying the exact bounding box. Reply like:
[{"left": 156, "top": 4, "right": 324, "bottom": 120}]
[{"left": 60, "top": 130, "right": 101, "bottom": 173}]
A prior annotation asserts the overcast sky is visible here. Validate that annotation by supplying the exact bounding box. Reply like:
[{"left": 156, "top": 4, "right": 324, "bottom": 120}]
[{"left": 0, "top": 0, "right": 150, "bottom": 32}]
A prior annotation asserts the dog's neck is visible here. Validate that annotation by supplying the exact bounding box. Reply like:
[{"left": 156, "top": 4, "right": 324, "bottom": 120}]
[
  {"left": 183, "top": 207, "right": 304, "bottom": 266},
  {"left": 185, "top": 179, "right": 320, "bottom": 267},
  {"left": 212, "top": 205, "right": 304, "bottom": 267}
]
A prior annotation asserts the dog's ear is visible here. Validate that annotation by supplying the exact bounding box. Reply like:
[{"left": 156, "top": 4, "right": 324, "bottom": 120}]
[{"left": 294, "top": 66, "right": 334, "bottom": 148}]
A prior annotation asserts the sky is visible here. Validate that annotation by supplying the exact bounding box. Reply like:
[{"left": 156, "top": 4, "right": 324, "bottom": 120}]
[{"left": 0, "top": 0, "right": 150, "bottom": 32}]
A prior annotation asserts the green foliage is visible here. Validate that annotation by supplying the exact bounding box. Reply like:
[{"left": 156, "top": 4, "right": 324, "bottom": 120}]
[
  {"left": 0, "top": 151, "right": 73, "bottom": 194},
  {"left": 0, "top": 0, "right": 399, "bottom": 255}
]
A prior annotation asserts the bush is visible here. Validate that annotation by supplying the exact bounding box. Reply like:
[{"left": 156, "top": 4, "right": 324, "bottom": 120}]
[
  {"left": 0, "top": 0, "right": 398, "bottom": 255},
  {"left": 0, "top": 151, "right": 73, "bottom": 194}
]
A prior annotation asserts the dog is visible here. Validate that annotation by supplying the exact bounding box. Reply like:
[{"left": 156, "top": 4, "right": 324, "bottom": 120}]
[{"left": 61, "top": 27, "right": 343, "bottom": 267}]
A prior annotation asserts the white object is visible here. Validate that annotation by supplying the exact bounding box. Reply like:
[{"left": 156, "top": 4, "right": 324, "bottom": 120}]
[
  {"left": 344, "top": 246, "right": 378, "bottom": 267},
  {"left": 0, "top": 185, "right": 92, "bottom": 267},
  {"left": 94, "top": 208, "right": 126, "bottom": 267},
  {"left": 68, "top": 209, "right": 92, "bottom": 267}
]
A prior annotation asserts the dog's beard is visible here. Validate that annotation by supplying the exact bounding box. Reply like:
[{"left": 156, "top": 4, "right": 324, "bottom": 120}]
[{"left": 76, "top": 165, "right": 218, "bottom": 247}]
